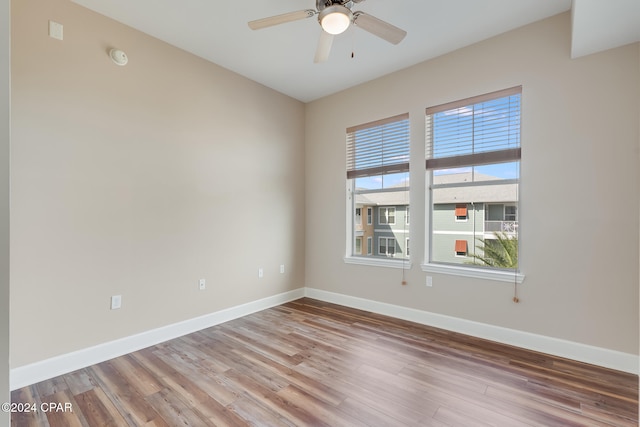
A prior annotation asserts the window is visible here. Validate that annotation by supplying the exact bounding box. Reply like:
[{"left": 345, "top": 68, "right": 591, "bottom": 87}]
[
  {"left": 379, "top": 237, "right": 396, "bottom": 257},
  {"left": 405, "top": 207, "right": 410, "bottom": 225},
  {"left": 355, "top": 237, "right": 362, "bottom": 255},
  {"left": 455, "top": 204, "right": 468, "bottom": 221},
  {"left": 379, "top": 207, "right": 396, "bottom": 225},
  {"left": 455, "top": 239, "right": 468, "bottom": 256},
  {"left": 346, "top": 113, "right": 410, "bottom": 263},
  {"left": 505, "top": 205, "right": 517, "bottom": 221},
  {"left": 355, "top": 208, "right": 362, "bottom": 225},
  {"left": 486, "top": 204, "right": 518, "bottom": 233},
  {"left": 425, "top": 87, "right": 521, "bottom": 278},
  {"left": 406, "top": 238, "right": 410, "bottom": 257}
]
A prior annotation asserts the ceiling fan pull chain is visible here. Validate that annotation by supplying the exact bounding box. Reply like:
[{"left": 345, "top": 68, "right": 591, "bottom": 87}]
[{"left": 351, "top": 26, "right": 355, "bottom": 58}]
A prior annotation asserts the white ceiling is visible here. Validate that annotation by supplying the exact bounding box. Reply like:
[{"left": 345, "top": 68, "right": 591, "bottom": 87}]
[
  {"left": 70, "top": 0, "right": 639, "bottom": 103},
  {"left": 571, "top": 0, "right": 640, "bottom": 58}
]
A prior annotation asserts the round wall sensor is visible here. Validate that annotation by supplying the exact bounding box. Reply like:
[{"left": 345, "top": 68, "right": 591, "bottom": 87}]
[{"left": 109, "top": 49, "right": 128, "bottom": 66}]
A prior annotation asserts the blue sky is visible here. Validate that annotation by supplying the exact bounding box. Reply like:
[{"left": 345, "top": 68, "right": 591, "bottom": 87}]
[{"left": 353, "top": 94, "right": 520, "bottom": 187}]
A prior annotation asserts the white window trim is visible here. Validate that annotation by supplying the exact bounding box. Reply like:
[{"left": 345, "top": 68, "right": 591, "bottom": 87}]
[
  {"left": 424, "top": 88, "right": 524, "bottom": 285},
  {"left": 433, "top": 230, "right": 476, "bottom": 236},
  {"left": 345, "top": 256, "right": 412, "bottom": 269},
  {"left": 367, "top": 236, "right": 372, "bottom": 255},
  {"left": 354, "top": 237, "right": 362, "bottom": 255},
  {"left": 379, "top": 236, "right": 396, "bottom": 257},
  {"left": 367, "top": 207, "right": 373, "bottom": 225},
  {"left": 379, "top": 207, "right": 396, "bottom": 225},
  {"left": 421, "top": 262, "right": 525, "bottom": 284},
  {"left": 374, "top": 229, "right": 410, "bottom": 234}
]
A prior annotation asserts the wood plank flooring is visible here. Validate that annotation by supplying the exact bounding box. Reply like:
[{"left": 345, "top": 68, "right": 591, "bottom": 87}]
[{"left": 11, "top": 298, "right": 639, "bottom": 426}]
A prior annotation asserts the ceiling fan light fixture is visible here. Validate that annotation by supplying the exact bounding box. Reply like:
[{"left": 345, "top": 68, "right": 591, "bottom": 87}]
[{"left": 319, "top": 5, "right": 352, "bottom": 35}]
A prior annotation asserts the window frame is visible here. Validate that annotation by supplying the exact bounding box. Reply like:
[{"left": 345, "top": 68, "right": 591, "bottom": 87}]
[
  {"left": 379, "top": 207, "right": 396, "bottom": 226},
  {"left": 504, "top": 205, "right": 517, "bottom": 221},
  {"left": 355, "top": 237, "right": 362, "bottom": 255},
  {"left": 344, "top": 113, "right": 412, "bottom": 269},
  {"left": 422, "top": 87, "right": 525, "bottom": 283},
  {"left": 379, "top": 237, "right": 396, "bottom": 257}
]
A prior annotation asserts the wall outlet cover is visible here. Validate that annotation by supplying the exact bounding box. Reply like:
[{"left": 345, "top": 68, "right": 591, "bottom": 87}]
[{"left": 110, "top": 295, "right": 122, "bottom": 310}]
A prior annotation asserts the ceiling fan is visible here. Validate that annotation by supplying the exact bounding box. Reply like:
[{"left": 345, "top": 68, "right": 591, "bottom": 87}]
[{"left": 248, "top": 0, "right": 407, "bottom": 63}]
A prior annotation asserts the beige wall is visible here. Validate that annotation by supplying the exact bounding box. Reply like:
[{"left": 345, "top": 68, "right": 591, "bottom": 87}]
[
  {"left": 8, "top": 0, "right": 639, "bottom": 380},
  {"left": 1, "top": 0, "right": 10, "bottom": 421},
  {"left": 305, "top": 13, "right": 640, "bottom": 355},
  {"left": 10, "top": 0, "right": 305, "bottom": 367}
]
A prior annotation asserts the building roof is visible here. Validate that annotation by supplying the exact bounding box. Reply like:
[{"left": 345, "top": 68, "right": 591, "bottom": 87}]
[
  {"left": 432, "top": 172, "right": 517, "bottom": 204},
  {"left": 354, "top": 172, "right": 517, "bottom": 206},
  {"left": 356, "top": 191, "right": 409, "bottom": 207}
]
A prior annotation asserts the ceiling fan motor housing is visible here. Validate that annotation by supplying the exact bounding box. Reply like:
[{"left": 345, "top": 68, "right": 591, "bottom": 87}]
[
  {"left": 317, "top": 0, "right": 354, "bottom": 12},
  {"left": 318, "top": 5, "right": 353, "bottom": 34}
]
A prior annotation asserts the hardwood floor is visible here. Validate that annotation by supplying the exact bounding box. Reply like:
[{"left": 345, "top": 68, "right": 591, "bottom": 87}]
[{"left": 11, "top": 298, "right": 639, "bottom": 426}]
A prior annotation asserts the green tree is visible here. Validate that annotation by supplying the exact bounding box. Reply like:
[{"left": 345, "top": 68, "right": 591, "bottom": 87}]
[{"left": 467, "top": 232, "right": 518, "bottom": 268}]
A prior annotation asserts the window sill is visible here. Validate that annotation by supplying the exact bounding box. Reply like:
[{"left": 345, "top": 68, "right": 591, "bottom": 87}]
[
  {"left": 344, "top": 256, "right": 412, "bottom": 270},
  {"left": 421, "top": 262, "right": 525, "bottom": 284}
]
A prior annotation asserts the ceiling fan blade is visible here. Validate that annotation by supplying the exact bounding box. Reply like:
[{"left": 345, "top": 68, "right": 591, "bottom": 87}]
[
  {"left": 248, "top": 9, "right": 315, "bottom": 30},
  {"left": 353, "top": 12, "right": 407, "bottom": 45},
  {"left": 314, "top": 30, "right": 334, "bottom": 63}
]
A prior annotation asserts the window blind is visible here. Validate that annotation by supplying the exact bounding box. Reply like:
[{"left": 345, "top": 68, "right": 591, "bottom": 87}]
[
  {"left": 426, "top": 87, "right": 521, "bottom": 170},
  {"left": 347, "top": 113, "right": 410, "bottom": 179}
]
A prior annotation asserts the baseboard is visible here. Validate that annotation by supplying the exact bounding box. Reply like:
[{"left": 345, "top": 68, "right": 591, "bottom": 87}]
[
  {"left": 304, "top": 287, "right": 639, "bottom": 375},
  {"left": 10, "top": 288, "right": 305, "bottom": 390},
  {"left": 11, "top": 285, "right": 637, "bottom": 390}
]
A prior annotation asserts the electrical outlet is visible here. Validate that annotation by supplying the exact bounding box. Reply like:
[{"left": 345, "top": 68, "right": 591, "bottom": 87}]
[
  {"left": 48, "top": 20, "right": 63, "bottom": 40},
  {"left": 110, "top": 295, "right": 122, "bottom": 310},
  {"left": 258, "top": 268, "right": 263, "bottom": 278},
  {"left": 199, "top": 278, "right": 206, "bottom": 290},
  {"left": 280, "top": 264, "right": 285, "bottom": 274},
  {"left": 426, "top": 276, "right": 433, "bottom": 287}
]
